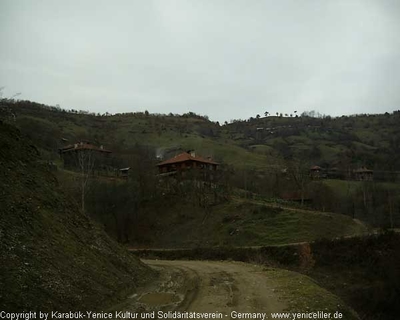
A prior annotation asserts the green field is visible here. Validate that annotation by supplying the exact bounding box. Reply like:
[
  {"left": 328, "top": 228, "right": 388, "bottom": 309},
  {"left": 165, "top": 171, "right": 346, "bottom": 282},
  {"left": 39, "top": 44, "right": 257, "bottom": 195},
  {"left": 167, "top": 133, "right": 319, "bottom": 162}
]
[{"left": 128, "top": 196, "right": 368, "bottom": 248}]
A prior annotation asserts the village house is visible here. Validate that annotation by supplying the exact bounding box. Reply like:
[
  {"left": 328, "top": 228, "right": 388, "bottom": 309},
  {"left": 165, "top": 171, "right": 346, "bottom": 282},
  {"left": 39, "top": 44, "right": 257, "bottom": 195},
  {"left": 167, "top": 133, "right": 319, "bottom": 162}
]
[
  {"left": 353, "top": 167, "right": 374, "bottom": 181},
  {"left": 156, "top": 150, "right": 218, "bottom": 178},
  {"left": 118, "top": 167, "right": 130, "bottom": 179},
  {"left": 310, "top": 165, "right": 322, "bottom": 179},
  {"left": 59, "top": 142, "right": 112, "bottom": 170}
]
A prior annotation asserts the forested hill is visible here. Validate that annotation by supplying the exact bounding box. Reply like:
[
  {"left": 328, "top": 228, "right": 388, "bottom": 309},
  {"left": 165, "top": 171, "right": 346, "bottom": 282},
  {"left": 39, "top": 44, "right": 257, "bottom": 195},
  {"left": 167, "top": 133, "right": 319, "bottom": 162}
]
[{"left": 2, "top": 99, "right": 400, "bottom": 172}]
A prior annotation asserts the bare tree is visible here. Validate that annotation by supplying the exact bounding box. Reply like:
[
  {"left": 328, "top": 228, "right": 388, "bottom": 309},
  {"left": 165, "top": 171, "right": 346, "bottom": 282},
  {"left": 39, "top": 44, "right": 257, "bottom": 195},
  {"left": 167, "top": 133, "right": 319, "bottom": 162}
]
[
  {"left": 76, "top": 148, "right": 95, "bottom": 215},
  {"left": 286, "top": 159, "right": 311, "bottom": 206}
]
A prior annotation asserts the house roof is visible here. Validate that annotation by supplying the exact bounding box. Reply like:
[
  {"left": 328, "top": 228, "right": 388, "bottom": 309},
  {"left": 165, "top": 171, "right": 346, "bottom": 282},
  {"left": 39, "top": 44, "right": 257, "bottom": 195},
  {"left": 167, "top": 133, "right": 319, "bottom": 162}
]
[
  {"left": 59, "top": 143, "right": 112, "bottom": 153},
  {"left": 157, "top": 152, "right": 218, "bottom": 166}
]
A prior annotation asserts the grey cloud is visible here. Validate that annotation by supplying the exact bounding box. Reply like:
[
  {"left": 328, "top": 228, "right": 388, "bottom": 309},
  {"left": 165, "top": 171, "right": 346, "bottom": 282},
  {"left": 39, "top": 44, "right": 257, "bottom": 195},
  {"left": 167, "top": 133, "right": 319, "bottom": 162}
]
[{"left": 1, "top": 0, "right": 399, "bottom": 122}]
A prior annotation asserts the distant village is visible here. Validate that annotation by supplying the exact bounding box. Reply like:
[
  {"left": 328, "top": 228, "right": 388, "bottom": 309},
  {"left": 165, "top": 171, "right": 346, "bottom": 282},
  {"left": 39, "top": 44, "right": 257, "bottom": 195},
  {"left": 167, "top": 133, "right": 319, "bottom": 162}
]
[
  {"left": 58, "top": 141, "right": 219, "bottom": 180},
  {"left": 58, "top": 140, "right": 382, "bottom": 183}
]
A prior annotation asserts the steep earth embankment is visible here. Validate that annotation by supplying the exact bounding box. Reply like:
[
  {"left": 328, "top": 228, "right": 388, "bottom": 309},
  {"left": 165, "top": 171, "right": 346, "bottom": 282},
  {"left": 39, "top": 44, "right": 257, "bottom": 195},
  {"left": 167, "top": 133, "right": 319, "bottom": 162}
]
[{"left": 0, "top": 122, "right": 154, "bottom": 311}]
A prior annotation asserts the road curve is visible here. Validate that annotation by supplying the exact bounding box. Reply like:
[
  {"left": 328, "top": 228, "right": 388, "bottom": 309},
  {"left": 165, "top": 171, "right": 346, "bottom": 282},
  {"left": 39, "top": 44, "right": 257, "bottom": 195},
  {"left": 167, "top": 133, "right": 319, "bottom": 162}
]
[{"left": 143, "top": 260, "right": 287, "bottom": 316}]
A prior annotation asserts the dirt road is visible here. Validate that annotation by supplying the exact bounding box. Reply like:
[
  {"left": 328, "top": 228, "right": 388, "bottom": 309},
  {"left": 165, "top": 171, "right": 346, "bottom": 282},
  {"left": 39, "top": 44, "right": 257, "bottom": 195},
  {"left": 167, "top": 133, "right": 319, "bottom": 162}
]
[
  {"left": 145, "top": 260, "right": 286, "bottom": 315},
  {"left": 112, "top": 260, "right": 286, "bottom": 319},
  {"left": 112, "top": 259, "right": 358, "bottom": 319}
]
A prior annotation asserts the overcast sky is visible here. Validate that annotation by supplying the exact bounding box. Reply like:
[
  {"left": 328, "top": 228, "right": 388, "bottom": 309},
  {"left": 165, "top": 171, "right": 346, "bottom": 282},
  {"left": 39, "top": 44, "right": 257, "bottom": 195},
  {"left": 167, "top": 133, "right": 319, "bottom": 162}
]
[{"left": 1, "top": 0, "right": 399, "bottom": 122}]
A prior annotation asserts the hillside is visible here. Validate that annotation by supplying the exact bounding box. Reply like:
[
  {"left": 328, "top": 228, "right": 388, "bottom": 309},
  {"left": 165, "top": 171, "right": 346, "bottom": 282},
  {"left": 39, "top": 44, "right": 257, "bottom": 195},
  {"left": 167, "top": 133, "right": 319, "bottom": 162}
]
[
  {"left": 143, "top": 199, "right": 367, "bottom": 248},
  {"left": 3, "top": 100, "right": 399, "bottom": 230},
  {"left": 2, "top": 100, "right": 273, "bottom": 170},
  {"left": 3, "top": 101, "right": 400, "bottom": 175},
  {"left": 82, "top": 179, "right": 368, "bottom": 248},
  {"left": 0, "top": 121, "right": 154, "bottom": 311},
  {"left": 223, "top": 112, "right": 400, "bottom": 173}
]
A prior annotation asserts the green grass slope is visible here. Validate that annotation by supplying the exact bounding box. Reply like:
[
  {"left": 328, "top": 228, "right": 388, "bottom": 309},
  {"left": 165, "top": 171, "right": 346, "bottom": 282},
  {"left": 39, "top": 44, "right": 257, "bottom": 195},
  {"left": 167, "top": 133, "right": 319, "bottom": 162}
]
[
  {"left": 131, "top": 197, "right": 367, "bottom": 248},
  {"left": 0, "top": 122, "right": 154, "bottom": 311}
]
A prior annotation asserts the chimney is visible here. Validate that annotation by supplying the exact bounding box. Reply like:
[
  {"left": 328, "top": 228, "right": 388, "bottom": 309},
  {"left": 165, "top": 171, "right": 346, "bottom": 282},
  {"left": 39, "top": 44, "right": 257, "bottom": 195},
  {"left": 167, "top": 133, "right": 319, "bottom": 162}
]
[
  {"left": 190, "top": 150, "right": 195, "bottom": 157},
  {"left": 100, "top": 145, "right": 104, "bottom": 150}
]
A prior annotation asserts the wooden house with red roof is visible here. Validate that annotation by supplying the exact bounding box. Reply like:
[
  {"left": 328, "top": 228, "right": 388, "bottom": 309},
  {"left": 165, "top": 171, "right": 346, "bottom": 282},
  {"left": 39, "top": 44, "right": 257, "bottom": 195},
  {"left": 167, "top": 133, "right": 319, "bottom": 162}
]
[{"left": 157, "top": 150, "right": 218, "bottom": 176}]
